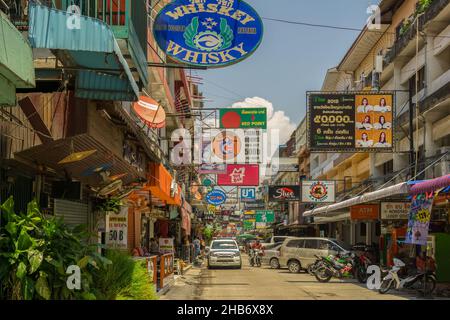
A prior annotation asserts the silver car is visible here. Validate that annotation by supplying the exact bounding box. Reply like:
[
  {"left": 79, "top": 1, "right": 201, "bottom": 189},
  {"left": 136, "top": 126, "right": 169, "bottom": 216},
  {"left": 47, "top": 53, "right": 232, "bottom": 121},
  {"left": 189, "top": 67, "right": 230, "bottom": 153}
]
[
  {"left": 261, "top": 243, "right": 282, "bottom": 269},
  {"left": 207, "top": 239, "right": 242, "bottom": 269},
  {"left": 279, "top": 237, "right": 352, "bottom": 273}
]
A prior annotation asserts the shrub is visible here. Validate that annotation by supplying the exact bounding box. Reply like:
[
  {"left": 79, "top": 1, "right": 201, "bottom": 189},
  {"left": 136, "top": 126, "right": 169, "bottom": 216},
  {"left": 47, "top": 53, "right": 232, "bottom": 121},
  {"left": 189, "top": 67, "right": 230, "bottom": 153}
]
[{"left": 116, "top": 260, "right": 158, "bottom": 300}]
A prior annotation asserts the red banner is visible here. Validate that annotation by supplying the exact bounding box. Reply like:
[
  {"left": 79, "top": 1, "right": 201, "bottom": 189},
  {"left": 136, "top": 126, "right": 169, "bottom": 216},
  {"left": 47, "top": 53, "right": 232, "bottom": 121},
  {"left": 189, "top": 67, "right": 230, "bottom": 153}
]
[{"left": 217, "top": 164, "right": 259, "bottom": 186}]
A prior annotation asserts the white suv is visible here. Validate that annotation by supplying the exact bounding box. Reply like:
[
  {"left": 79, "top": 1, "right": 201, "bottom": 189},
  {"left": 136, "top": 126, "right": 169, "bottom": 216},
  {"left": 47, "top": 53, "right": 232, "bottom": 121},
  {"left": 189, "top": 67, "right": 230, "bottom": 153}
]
[{"left": 208, "top": 239, "right": 242, "bottom": 269}]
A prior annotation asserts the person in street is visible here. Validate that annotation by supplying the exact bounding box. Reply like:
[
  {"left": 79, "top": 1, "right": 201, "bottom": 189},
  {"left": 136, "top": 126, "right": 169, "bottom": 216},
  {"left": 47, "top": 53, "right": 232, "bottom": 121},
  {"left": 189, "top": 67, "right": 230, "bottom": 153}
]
[
  {"left": 193, "top": 237, "right": 201, "bottom": 259},
  {"left": 150, "top": 237, "right": 160, "bottom": 255}
]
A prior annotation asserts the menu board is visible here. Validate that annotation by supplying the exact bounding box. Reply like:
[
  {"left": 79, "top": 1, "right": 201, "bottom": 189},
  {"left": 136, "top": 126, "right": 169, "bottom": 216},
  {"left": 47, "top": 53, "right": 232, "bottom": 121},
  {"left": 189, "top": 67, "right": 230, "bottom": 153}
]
[{"left": 308, "top": 92, "right": 394, "bottom": 151}]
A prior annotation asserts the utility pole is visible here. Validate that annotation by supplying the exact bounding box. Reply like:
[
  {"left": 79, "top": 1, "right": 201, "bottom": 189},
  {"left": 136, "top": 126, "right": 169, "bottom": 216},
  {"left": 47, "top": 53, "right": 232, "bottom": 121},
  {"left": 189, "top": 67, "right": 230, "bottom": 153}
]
[{"left": 409, "top": 85, "right": 415, "bottom": 179}]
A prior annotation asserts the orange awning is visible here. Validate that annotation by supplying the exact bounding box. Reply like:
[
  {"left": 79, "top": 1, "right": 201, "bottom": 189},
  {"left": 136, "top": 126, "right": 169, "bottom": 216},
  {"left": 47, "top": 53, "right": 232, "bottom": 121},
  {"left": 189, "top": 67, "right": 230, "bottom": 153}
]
[{"left": 144, "top": 163, "right": 181, "bottom": 206}]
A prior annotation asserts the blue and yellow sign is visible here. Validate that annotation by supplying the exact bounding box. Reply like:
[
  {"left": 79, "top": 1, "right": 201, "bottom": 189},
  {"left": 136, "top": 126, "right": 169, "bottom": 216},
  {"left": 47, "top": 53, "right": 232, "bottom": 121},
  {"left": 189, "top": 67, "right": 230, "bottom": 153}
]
[{"left": 153, "top": 0, "right": 263, "bottom": 67}]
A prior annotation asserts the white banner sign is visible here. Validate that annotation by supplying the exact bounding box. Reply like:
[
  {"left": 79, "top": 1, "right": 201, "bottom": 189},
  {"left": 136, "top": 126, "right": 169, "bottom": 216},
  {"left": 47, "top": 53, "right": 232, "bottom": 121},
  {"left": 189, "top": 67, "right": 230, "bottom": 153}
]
[
  {"left": 301, "top": 181, "right": 336, "bottom": 203},
  {"left": 381, "top": 202, "right": 411, "bottom": 220},
  {"left": 159, "top": 238, "right": 175, "bottom": 254},
  {"left": 106, "top": 207, "right": 128, "bottom": 250}
]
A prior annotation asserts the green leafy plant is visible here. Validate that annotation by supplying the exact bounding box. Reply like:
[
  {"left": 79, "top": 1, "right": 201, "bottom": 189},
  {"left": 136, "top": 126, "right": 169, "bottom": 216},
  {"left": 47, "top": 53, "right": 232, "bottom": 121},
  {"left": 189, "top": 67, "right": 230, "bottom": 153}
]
[
  {"left": 91, "top": 249, "right": 134, "bottom": 300},
  {"left": 0, "top": 197, "right": 110, "bottom": 300},
  {"left": 116, "top": 259, "right": 158, "bottom": 300},
  {"left": 416, "top": 0, "right": 434, "bottom": 15},
  {"left": 94, "top": 197, "right": 122, "bottom": 213}
]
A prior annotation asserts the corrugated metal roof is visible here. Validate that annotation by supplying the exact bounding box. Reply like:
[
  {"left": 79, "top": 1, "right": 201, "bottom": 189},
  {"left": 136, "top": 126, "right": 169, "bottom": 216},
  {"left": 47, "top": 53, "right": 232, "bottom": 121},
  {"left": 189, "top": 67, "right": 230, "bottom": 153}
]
[
  {"left": 0, "top": 11, "right": 35, "bottom": 105},
  {"left": 28, "top": 3, "right": 138, "bottom": 101}
]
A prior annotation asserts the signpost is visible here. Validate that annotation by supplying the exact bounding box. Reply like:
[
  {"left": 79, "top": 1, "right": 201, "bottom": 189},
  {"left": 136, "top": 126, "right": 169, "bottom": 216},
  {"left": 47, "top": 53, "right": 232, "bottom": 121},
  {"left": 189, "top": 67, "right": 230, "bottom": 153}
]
[
  {"left": 206, "top": 189, "right": 227, "bottom": 205},
  {"left": 240, "top": 187, "right": 256, "bottom": 202},
  {"left": 268, "top": 186, "right": 301, "bottom": 202},
  {"left": 255, "top": 210, "right": 274, "bottom": 229},
  {"left": 217, "top": 164, "right": 259, "bottom": 186},
  {"left": 106, "top": 207, "right": 128, "bottom": 250}
]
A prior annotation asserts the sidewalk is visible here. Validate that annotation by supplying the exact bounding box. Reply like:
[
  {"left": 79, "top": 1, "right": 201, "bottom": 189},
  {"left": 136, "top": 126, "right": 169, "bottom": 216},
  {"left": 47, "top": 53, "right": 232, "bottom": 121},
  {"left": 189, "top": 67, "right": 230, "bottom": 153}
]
[{"left": 159, "top": 260, "right": 205, "bottom": 299}]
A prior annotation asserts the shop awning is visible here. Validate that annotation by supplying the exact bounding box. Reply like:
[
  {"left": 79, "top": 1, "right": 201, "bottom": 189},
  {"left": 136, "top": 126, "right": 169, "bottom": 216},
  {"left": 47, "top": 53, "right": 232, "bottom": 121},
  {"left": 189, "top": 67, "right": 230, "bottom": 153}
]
[
  {"left": 0, "top": 11, "right": 35, "bottom": 105},
  {"left": 145, "top": 163, "right": 181, "bottom": 206},
  {"left": 408, "top": 174, "right": 450, "bottom": 196},
  {"left": 14, "top": 134, "right": 144, "bottom": 186},
  {"left": 303, "top": 182, "right": 409, "bottom": 217},
  {"left": 28, "top": 2, "right": 138, "bottom": 101}
]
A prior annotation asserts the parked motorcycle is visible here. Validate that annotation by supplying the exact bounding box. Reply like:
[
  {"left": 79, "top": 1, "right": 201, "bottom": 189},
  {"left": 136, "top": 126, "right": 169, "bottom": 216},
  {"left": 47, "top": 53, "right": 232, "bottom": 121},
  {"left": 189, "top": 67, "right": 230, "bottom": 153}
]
[
  {"left": 314, "top": 253, "right": 365, "bottom": 283},
  {"left": 379, "top": 258, "right": 436, "bottom": 295}
]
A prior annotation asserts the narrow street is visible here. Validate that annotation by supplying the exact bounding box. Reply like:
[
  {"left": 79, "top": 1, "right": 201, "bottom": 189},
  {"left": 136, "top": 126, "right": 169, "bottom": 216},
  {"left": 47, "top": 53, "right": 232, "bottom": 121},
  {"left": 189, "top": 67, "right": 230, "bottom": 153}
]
[{"left": 161, "top": 255, "right": 415, "bottom": 300}]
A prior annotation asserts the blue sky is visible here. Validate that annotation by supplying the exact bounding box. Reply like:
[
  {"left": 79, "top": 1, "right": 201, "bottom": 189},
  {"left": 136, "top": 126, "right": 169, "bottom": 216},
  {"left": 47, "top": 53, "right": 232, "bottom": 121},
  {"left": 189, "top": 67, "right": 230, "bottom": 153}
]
[{"left": 195, "top": 0, "right": 373, "bottom": 125}]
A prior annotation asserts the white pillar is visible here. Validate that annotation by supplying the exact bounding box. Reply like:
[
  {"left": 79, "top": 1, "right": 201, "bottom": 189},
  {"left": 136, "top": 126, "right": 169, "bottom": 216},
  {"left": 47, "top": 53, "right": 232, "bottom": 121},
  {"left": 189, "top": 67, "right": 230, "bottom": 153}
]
[{"left": 424, "top": 116, "right": 438, "bottom": 178}]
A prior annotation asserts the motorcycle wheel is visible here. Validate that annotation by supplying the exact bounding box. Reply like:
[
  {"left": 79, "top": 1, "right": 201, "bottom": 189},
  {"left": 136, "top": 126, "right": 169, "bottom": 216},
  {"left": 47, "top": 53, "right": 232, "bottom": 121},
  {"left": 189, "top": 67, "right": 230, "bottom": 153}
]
[
  {"left": 314, "top": 266, "right": 332, "bottom": 283},
  {"left": 307, "top": 264, "right": 315, "bottom": 275},
  {"left": 417, "top": 276, "right": 436, "bottom": 295},
  {"left": 379, "top": 279, "right": 394, "bottom": 294},
  {"left": 356, "top": 266, "right": 368, "bottom": 283}
]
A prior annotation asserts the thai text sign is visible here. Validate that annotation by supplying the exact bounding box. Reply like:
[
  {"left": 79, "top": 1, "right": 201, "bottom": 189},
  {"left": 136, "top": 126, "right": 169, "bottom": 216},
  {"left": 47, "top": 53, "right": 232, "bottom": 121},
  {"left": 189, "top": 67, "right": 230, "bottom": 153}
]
[
  {"left": 350, "top": 204, "right": 379, "bottom": 220},
  {"left": 268, "top": 186, "right": 301, "bottom": 202},
  {"left": 106, "top": 207, "right": 128, "bottom": 250},
  {"left": 308, "top": 92, "right": 394, "bottom": 152},
  {"left": 220, "top": 108, "right": 267, "bottom": 129},
  {"left": 217, "top": 164, "right": 259, "bottom": 186},
  {"left": 256, "top": 210, "right": 274, "bottom": 224},
  {"left": 153, "top": 0, "right": 264, "bottom": 68},
  {"left": 206, "top": 189, "right": 227, "bottom": 205},
  {"left": 240, "top": 187, "right": 256, "bottom": 201},
  {"left": 301, "top": 181, "right": 335, "bottom": 203},
  {"left": 381, "top": 202, "right": 411, "bottom": 220},
  {"left": 405, "top": 197, "right": 433, "bottom": 246}
]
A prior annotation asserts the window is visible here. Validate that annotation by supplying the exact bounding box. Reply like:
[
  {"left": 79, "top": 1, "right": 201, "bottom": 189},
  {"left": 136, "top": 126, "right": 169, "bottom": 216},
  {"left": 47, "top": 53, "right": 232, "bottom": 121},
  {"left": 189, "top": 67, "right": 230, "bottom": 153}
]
[
  {"left": 286, "top": 240, "right": 304, "bottom": 248},
  {"left": 409, "top": 67, "right": 425, "bottom": 93},
  {"left": 383, "top": 160, "right": 394, "bottom": 176},
  {"left": 317, "top": 240, "right": 331, "bottom": 250},
  {"left": 360, "top": 223, "right": 367, "bottom": 237},
  {"left": 304, "top": 239, "right": 318, "bottom": 249}
]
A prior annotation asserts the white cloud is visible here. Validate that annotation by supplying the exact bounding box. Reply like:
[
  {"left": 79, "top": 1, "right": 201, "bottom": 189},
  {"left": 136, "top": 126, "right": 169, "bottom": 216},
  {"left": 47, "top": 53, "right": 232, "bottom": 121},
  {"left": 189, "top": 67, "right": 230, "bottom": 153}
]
[{"left": 231, "top": 96, "right": 296, "bottom": 145}]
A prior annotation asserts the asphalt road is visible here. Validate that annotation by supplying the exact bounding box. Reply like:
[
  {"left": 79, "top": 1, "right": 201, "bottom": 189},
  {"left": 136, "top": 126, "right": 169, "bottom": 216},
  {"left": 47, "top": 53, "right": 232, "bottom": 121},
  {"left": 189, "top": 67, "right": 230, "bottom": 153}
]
[{"left": 160, "top": 255, "right": 418, "bottom": 300}]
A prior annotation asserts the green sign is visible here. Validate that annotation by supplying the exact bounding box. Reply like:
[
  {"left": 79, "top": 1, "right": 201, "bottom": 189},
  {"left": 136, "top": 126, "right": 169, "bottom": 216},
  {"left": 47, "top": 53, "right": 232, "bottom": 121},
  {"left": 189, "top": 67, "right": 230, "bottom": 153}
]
[
  {"left": 220, "top": 108, "right": 267, "bottom": 129},
  {"left": 244, "top": 220, "right": 256, "bottom": 231},
  {"left": 256, "top": 210, "right": 275, "bottom": 223}
]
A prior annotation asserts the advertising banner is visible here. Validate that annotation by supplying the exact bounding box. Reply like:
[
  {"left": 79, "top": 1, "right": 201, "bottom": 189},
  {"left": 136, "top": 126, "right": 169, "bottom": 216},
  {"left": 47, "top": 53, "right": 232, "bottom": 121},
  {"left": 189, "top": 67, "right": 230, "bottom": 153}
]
[
  {"left": 244, "top": 219, "right": 256, "bottom": 231},
  {"left": 106, "top": 207, "right": 128, "bottom": 250},
  {"left": 240, "top": 187, "right": 256, "bottom": 202},
  {"left": 198, "top": 163, "right": 227, "bottom": 174},
  {"left": 271, "top": 157, "right": 299, "bottom": 172},
  {"left": 405, "top": 197, "right": 433, "bottom": 246},
  {"left": 308, "top": 92, "right": 394, "bottom": 152},
  {"left": 202, "top": 129, "right": 262, "bottom": 164},
  {"left": 159, "top": 238, "right": 175, "bottom": 254},
  {"left": 268, "top": 186, "right": 301, "bottom": 202},
  {"left": 301, "top": 181, "right": 336, "bottom": 203},
  {"left": 256, "top": 210, "right": 275, "bottom": 224},
  {"left": 244, "top": 200, "right": 265, "bottom": 209},
  {"left": 153, "top": 0, "right": 264, "bottom": 68},
  {"left": 217, "top": 164, "right": 259, "bottom": 186},
  {"left": 220, "top": 108, "right": 267, "bottom": 129},
  {"left": 350, "top": 204, "right": 379, "bottom": 220},
  {"left": 381, "top": 202, "right": 411, "bottom": 220},
  {"left": 206, "top": 189, "right": 227, "bottom": 205}
]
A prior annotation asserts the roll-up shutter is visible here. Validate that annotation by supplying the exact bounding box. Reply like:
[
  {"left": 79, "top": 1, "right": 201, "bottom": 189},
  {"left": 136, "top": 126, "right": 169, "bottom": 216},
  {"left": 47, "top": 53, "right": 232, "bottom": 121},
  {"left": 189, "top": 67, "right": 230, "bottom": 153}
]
[{"left": 54, "top": 199, "right": 89, "bottom": 227}]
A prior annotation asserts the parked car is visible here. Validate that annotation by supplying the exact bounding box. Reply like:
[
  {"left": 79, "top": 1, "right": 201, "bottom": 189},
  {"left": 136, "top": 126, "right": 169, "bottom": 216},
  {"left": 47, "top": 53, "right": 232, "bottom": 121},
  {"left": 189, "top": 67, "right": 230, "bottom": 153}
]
[
  {"left": 279, "top": 237, "right": 353, "bottom": 273},
  {"left": 266, "top": 236, "right": 289, "bottom": 244},
  {"left": 208, "top": 239, "right": 242, "bottom": 269},
  {"left": 261, "top": 243, "right": 282, "bottom": 269}
]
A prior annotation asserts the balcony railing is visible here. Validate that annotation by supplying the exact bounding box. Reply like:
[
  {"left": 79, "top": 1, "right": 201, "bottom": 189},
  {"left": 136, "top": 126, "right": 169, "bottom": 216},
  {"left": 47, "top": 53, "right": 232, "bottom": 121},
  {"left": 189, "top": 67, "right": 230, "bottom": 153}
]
[{"left": 383, "top": 0, "right": 449, "bottom": 67}]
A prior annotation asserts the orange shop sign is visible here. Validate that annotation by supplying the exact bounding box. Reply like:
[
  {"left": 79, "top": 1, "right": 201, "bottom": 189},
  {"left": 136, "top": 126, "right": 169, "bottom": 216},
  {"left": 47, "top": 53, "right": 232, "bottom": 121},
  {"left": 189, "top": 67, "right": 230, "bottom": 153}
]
[{"left": 350, "top": 204, "right": 379, "bottom": 220}]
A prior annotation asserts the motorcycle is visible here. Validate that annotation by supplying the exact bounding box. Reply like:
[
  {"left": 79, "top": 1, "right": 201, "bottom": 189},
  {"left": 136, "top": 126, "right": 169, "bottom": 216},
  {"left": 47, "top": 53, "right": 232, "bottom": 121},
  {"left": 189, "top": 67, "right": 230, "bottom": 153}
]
[
  {"left": 248, "top": 249, "right": 263, "bottom": 267},
  {"left": 379, "top": 258, "right": 436, "bottom": 295},
  {"left": 314, "top": 253, "right": 364, "bottom": 283}
]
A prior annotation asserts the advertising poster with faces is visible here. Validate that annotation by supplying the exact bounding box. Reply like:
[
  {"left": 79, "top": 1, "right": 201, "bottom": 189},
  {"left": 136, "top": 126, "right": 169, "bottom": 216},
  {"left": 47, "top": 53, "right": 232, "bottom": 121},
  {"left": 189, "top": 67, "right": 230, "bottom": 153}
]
[{"left": 355, "top": 94, "right": 393, "bottom": 149}]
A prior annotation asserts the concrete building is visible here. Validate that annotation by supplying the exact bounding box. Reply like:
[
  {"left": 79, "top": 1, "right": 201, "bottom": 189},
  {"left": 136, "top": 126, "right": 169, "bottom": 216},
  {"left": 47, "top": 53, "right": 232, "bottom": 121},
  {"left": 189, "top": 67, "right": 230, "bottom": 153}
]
[{"left": 308, "top": 0, "right": 450, "bottom": 246}]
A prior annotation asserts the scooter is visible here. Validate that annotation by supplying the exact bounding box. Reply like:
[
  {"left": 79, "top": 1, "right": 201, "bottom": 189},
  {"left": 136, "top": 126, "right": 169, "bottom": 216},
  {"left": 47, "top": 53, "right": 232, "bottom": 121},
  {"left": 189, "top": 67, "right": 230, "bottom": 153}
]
[
  {"left": 379, "top": 258, "right": 436, "bottom": 295},
  {"left": 248, "top": 249, "right": 262, "bottom": 267}
]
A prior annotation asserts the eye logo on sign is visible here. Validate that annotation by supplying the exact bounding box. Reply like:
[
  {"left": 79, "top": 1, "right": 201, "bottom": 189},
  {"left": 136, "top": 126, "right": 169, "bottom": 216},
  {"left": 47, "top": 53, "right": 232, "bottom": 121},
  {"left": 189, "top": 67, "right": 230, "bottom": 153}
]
[
  {"left": 206, "top": 189, "right": 227, "bottom": 205},
  {"left": 153, "top": 0, "right": 264, "bottom": 68}
]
